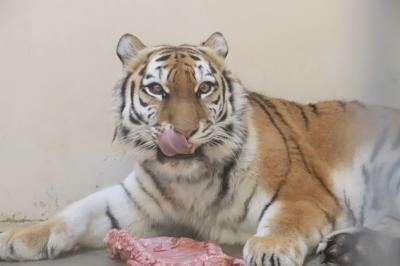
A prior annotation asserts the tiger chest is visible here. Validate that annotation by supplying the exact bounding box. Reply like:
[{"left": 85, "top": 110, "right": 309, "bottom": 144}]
[{"left": 157, "top": 171, "right": 261, "bottom": 244}]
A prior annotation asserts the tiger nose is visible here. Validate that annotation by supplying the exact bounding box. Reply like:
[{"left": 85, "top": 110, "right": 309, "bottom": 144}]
[{"left": 174, "top": 127, "right": 198, "bottom": 139}]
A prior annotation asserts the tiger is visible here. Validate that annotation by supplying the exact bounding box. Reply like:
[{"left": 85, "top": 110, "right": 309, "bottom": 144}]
[{"left": 1, "top": 32, "right": 400, "bottom": 266}]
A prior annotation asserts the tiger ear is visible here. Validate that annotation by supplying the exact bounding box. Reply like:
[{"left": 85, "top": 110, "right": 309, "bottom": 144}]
[
  {"left": 201, "top": 32, "right": 229, "bottom": 59},
  {"left": 117, "top": 33, "right": 146, "bottom": 65}
]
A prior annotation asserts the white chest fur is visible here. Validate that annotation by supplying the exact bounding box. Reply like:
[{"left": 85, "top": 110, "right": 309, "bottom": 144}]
[{"left": 128, "top": 122, "right": 264, "bottom": 244}]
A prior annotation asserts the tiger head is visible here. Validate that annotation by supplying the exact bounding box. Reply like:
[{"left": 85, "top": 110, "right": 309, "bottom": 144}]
[{"left": 114, "top": 33, "right": 248, "bottom": 168}]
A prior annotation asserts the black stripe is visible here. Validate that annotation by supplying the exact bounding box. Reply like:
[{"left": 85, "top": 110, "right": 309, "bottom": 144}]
[
  {"left": 211, "top": 127, "right": 248, "bottom": 207},
  {"left": 359, "top": 165, "right": 371, "bottom": 226},
  {"left": 263, "top": 98, "right": 330, "bottom": 192},
  {"left": 129, "top": 113, "right": 141, "bottom": 125},
  {"left": 210, "top": 64, "right": 217, "bottom": 74},
  {"left": 112, "top": 127, "right": 118, "bottom": 142},
  {"left": 120, "top": 182, "right": 135, "bottom": 202},
  {"left": 142, "top": 166, "right": 167, "bottom": 197},
  {"left": 270, "top": 254, "right": 276, "bottom": 266},
  {"left": 317, "top": 203, "right": 336, "bottom": 227},
  {"left": 343, "top": 190, "right": 357, "bottom": 226},
  {"left": 252, "top": 93, "right": 340, "bottom": 208},
  {"left": 359, "top": 193, "right": 367, "bottom": 226},
  {"left": 223, "top": 72, "right": 235, "bottom": 112},
  {"left": 308, "top": 103, "right": 319, "bottom": 115},
  {"left": 120, "top": 126, "right": 130, "bottom": 138},
  {"left": 138, "top": 66, "right": 146, "bottom": 76},
  {"left": 229, "top": 95, "right": 234, "bottom": 110},
  {"left": 159, "top": 48, "right": 176, "bottom": 55},
  {"left": 142, "top": 165, "right": 179, "bottom": 206},
  {"left": 106, "top": 204, "right": 120, "bottom": 229},
  {"left": 134, "top": 138, "right": 147, "bottom": 147},
  {"left": 338, "top": 101, "right": 347, "bottom": 111},
  {"left": 136, "top": 177, "right": 164, "bottom": 213},
  {"left": 119, "top": 73, "right": 132, "bottom": 114},
  {"left": 237, "top": 184, "right": 257, "bottom": 223},
  {"left": 220, "top": 77, "right": 227, "bottom": 109},
  {"left": 120, "top": 182, "right": 151, "bottom": 218},
  {"left": 155, "top": 54, "right": 171, "bottom": 62},
  {"left": 256, "top": 96, "right": 291, "bottom": 128},
  {"left": 48, "top": 246, "right": 56, "bottom": 259},
  {"left": 387, "top": 159, "right": 400, "bottom": 190},
  {"left": 249, "top": 94, "right": 291, "bottom": 175},
  {"left": 370, "top": 128, "right": 388, "bottom": 162},
  {"left": 270, "top": 102, "right": 340, "bottom": 207},
  {"left": 362, "top": 164, "right": 371, "bottom": 183},
  {"left": 250, "top": 94, "right": 292, "bottom": 222},
  {"left": 392, "top": 127, "right": 400, "bottom": 150},
  {"left": 212, "top": 95, "right": 221, "bottom": 105},
  {"left": 139, "top": 97, "right": 148, "bottom": 107},
  {"left": 214, "top": 158, "right": 236, "bottom": 204},
  {"left": 130, "top": 81, "right": 145, "bottom": 123},
  {"left": 292, "top": 102, "right": 309, "bottom": 129},
  {"left": 258, "top": 182, "right": 283, "bottom": 222},
  {"left": 184, "top": 47, "right": 203, "bottom": 55},
  {"left": 277, "top": 257, "right": 281, "bottom": 266},
  {"left": 189, "top": 54, "right": 200, "bottom": 61},
  {"left": 217, "top": 108, "right": 228, "bottom": 122},
  {"left": 295, "top": 142, "right": 340, "bottom": 207},
  {"left": 156, "top": 66, "right": 162, "bottom": 79},
  {"left": 207, "top": 139, "right": 225, "bottom": 147},
  {"left": 199, "top": 131, "right": 213, "bottom": 140},
  {"left": 249, "top": 257, "right": 254, "bottom": 265},
  {"left": 261, "top": 253, "right": 266, "bottom": 265},
  {"left": 351, "top": 100, "right": 367, "bottom": 109},
  {"left": 40, "top": 244, "right": 49, "bottom": 259},
  {"left": 223, "top": 72, "right": 233, "bottom": 93},
  {"left": 222, "top": 123, "right": 234, "bottom": 136},
  {"left": 9, "top": 243, "right": 15, "bottom": 256}
]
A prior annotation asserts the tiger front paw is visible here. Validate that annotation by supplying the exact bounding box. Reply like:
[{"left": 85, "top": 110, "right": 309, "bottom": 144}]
[
  {"left": 0, "top": 220, "right": 73, "bottom": 261},
  {"left": 243, "top": 234, "right": 306, "bottom": 266}
]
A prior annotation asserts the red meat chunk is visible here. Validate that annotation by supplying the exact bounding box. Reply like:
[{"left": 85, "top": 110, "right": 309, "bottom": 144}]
[{"left": 104, "top": 229, "right": 245, "bottom": 266}]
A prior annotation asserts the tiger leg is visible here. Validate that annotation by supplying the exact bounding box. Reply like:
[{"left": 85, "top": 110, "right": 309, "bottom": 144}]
[
  {"left": 0, "top": 173, "right": 160, "bottom": 261},
  {"left": 244, "top": 200, "right": 333, "bottom": 266}
]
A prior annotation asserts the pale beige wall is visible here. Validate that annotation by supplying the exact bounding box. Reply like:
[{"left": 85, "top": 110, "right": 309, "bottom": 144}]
[{"left": 0, "top": 0, "right": 398, "bottom": 221}]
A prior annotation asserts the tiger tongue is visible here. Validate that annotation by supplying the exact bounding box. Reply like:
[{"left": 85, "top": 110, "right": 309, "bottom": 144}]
[{"left": 158, "top": 128, "right": 194, "bottom": 157}]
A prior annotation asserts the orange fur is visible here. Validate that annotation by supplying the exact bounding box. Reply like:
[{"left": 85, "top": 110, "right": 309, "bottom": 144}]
[{"left": 9, "top": 219, "right": 65, "bottom": 251}]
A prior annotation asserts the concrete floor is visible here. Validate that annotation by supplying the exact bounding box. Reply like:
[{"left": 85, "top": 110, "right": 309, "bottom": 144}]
[
  {"left": 0, "top": 249, "right": 123, "bottom": 266},
  {"left": 0, "top": 247, "right": 322, "bottom": 266},
  {"left": 0, "top": 246, "right": 243, "bottom": 266},
  {"left": 0, "top": 223, "right": 321, "bottom": 265},
  {"left": 0, "top": 245, "right": 247, "bottom": 266}
]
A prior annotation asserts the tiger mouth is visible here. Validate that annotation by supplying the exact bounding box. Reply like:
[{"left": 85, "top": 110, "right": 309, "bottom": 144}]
[
  {"left": 157, "top": 128, "right": 195, "bottom": 157},
  {"left": 156, "top": 147, "right": 203, "bottom": 161}
]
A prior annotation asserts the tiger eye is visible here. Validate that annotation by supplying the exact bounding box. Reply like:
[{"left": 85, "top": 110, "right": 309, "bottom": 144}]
[
  {"left": 198, "top": 83, "right": 212, "bottom": 94},
  {"left": 148, "top": 84, "right": 163, "bottom": 95}
]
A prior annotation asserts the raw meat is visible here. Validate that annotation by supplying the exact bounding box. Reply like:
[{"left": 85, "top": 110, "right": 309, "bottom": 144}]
[{"left": 104, "top": 229, "right": 245, "bottom": 266}]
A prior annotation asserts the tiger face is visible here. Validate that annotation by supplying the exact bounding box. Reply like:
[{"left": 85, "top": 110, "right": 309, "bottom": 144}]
[{"left": 115, "top": 33, "right": 248, "bottom": 165}]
